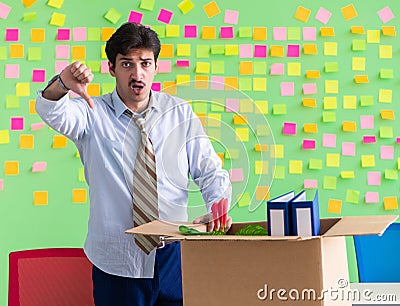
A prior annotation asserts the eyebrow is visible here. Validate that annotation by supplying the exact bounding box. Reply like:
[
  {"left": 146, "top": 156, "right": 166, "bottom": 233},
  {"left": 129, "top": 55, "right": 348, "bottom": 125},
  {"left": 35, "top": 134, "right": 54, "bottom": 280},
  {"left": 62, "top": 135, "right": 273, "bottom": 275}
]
[{"left": 119, "top": 57, "right": 153, "bottom": 61}]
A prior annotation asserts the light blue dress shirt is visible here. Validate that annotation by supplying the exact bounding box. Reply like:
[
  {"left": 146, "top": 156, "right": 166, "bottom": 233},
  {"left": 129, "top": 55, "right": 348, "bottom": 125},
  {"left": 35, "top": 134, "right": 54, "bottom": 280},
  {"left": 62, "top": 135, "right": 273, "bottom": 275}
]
[{"left": 35, "top": 89, "right": 231, "bottom": 278}]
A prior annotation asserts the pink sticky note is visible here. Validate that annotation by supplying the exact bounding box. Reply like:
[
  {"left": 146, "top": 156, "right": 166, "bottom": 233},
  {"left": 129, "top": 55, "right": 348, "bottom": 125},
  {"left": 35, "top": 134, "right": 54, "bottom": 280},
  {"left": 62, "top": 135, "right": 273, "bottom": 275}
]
[
  {"left": 56, "top": 45, "right": 70, "bottom": 59},
  {"left": 101, "top": 60, "right": 109, "bottom": 73},
  {"left": 283, "top": 122, "right": 297, "bottom": 135},
  {"left": 378, "top": 6, "right": 394, "bottom": 24},
  {"left": 151, "top": 82, "right": 161, "bottom": 92},
  {"left": 184, "top": 25, "right": 197, "bottom": 38},
  {"left": 31, "top": 122, "right": 45, "bottom": 130},
  {"left": 128, "top": 11, "right": 143, "bottom": 23},
  {"left": 224, "top": 10, "right": 239, "bottom": 24},
  {"left": 176, "top": 60, "right": 190, "bottom": 68},
  {"left": 225, "top": 98, "right": 239, "bottom": 112},
  {"left": 322, "top": 133, "right": 336, "bottom": 148},
  {"left": 280, "top": 82, "right": 294, "bottom": 96},
  {"left": 360, "top": 115, "right": 374, "bottom": 129},
  {"left": 270, "top": 63, "right": 284, "bottom": 75},
  {"left": 5, "top": 64, "right": 20, "bottom": 79},
  {"left": 287, "top": 44, "right": 300, "bottom": 57},
  {"left": 5, "top": 28, "right": 19, "bottom": 42},
  {"left": 57, "top": 28, "right": 70, "bottom": 41},
  {"left": 158, "top": 60, "right": 172, "bottom": 73},
  {"left": 303, "top": 83, "right": 317, "bottom": 95},
  {"left": 11, "top": 117, "right": 24, "bottom": 130},
  {"left": 342, "top": 142, "right": 356, "bottom": 156},
  {"left": 315, "top": 7, "right": 332, "bottom": 24},
  {"left": 254, "top": 45, "right": 267, "bottom": 58},
  {"left": 157, "top": 8, "right": 173, "bottom": 24},
  {"left": 368, "top": 172, "right": 381, "bottom": 186},
  {"left": 55, "top": 61, "right": 69, "bottom": 74},
  {"left": 32, "top": 70, "right": 45, "bottom": 82},
  {"left": 273, "top": 27, "right": 287, "bottom": 40},
  {"left": 302, "top": 139, "right": 316, "bottom": 150},
  {"left": 363, "top": 135, "right": 376, "bottom": 144},
  {"left": 230, "top": 168, "right": 244, "bottom": 182},
  {"left": 303, "top": 27, "right": 316, "bottom": 41},
  {"left": 32, "top": 162, "right": 47, "bottom": 172},
  {"left": 239, "top": 44, "right": 252, "bottom": 58},
  {"left": 0, "top": 2, "right": 12, "bottom": 19},
  {"left": 211, "top": 76, "right": 224, "bottom": 90},
  {"left": 220, "top": 26, "right": 234, "bottom": 39},
  {"left": 365, "top": 192, "right": 379, "bottom": 203},
  {"left": 380, "top": 145, "right": 394, "bottom": 159},
  {"left": 73, "top": 27, "right": 87, "bottom": 41},
  {"left": 304, "top": 179, "right": 318, "bottom": 189}
]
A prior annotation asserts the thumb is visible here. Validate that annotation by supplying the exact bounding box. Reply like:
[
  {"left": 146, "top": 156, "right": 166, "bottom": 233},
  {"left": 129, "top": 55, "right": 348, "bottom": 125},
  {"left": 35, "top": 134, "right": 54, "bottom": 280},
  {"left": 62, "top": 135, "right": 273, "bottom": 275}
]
[{"left": 80, "top": 89, "right": 94, "bottom": 109}]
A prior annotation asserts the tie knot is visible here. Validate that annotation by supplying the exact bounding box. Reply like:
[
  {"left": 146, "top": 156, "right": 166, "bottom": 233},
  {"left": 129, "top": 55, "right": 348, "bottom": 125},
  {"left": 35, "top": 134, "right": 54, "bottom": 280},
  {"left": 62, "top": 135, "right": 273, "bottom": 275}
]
[{"left": 135, "top": 117, "right": 146, "bottom": 131}]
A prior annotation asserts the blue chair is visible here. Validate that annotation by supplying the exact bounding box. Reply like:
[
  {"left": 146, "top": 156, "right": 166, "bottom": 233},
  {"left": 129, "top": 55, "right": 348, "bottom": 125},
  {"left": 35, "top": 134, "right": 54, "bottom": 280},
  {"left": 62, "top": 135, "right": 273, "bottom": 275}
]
[{"left": 354, "top": 222, "right": 400, "bottom": 282}]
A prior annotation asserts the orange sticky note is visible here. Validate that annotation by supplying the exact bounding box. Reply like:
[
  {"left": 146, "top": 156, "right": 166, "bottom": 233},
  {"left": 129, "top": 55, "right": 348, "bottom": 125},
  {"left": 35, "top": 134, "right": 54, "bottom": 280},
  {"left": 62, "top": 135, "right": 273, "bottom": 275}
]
[
  {"left": 233, "top": 114, "right": 248, "bottom": 125},
  {"left": 216, "top": 153, "right": 224, "bottom": 166},
  {"left": 382, "top": 26, "right": 396, "bottom": 36},
  {"left": 194, "top": 76, "right": 208, "bottom": 89},
  {"left": 256, "top": 186, "right": 270, "bottom": 200},
  {"left": 163, "top": 81, "right": 177, "bottom": 94},
  {"left": 354, "top": 75, "right": 369, "bottom": 83},
  {"left": 380, "top": 110, "right": 395, "bottom": 120},
  {"left": 72, "top": 189, "right": 87, "bottom": 204},
  {"left": 306, "top": 70, "right": 320, "bottom": 78},
  {"left": 302, "top": 98, "right": 317, "bottom": 108},
  {"left": 384, "top": 196, "right": 398, "bottom": 210},
  {"left": 5, "top": 161, "right": 19, "bottom": 175},
  {"left": 341, "top": 4, "right": 357, "bottom": 20},
  {"left": 253, "top": 27, "right": 267, "bottom": 40},
  {"left": 31, "top": 29, "right": 45, "bottom": 42},
  {"left": 320, "top": 27, "right": 335, "bottom": 37},
  {"left": 254, "top": 144, "right": 268, "bottom": 152},
  {"left": 342, "top": 121, "right": 357, "bottom": 132},
  {"left": 160, "top": 44, "right": 174, "bottom": 58},
  {"left": 351, "top": 26, "right": 364, "bottom": 34},
  {"left": 294, "top": 6, "right": 311, "bottom": 23},
  {"left": 303, "top": 123, "right": 318, "bottom": 133},
  {"left": 224, "top": 77, "right": 238, "bottom": 90},
  {"left": 202, "top": 26, "right": 216, "bottom": 39},
  {"left": 22, "top": 0, "right": 36, "bottom": 8},
  {"left": 270, "top": 45, "right": 284, "bottom": 57},
  {"left": 29, "top": 100, "right": 37, "bottom": 114},
  {"left": 328, "top": 199, "right": 342, "bottom": 214},
  {"left": 239, "top": 61, "right": 253, "bottom": 75},
  {"left": 20, "top": 134, "right": 34, "bottom": 149},
  {"left": 10, "top": 44, "right": 24, "bottom": 58},
  {"left": 52, "top": 135, "right": 67, "bottom": 148},
  {"left": 87, "top": 84, "right": 100, "bottom": 96},
  {"left": 71, "top": 46, "right": 86, "bottom": 60},
  {"left": 303, "top": 44, "right": 317, "bottom": 55},
  {"left": 34, "top": 191, "right": 48, "bottom": 206},
  {"left": 197, "top": 114, "right": 207, "bottom": 126},
  {"left": 101, "top": 28, "right": 115, "bottom": 41},
  {"left": 203, "top": 1, "right": 220, "bottom": 18}
]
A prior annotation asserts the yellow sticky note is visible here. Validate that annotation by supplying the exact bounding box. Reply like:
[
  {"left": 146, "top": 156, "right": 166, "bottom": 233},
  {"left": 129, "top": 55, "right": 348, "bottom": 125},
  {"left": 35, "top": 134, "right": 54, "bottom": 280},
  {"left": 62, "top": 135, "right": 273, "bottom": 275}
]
[
  {"left": 256, "top": 186, "right": 270, "bottom": 200},
  {"left": 34, "top": 191, "right": 48, "bottom": 206},
  {"left": 0, "top": 130, "right": 10, "bottom": 144},
  {"left": 195, "top": 62, "right": 210, "bottom": 74},
  {"left": 320, "top": 27, "right": 335, "bottom": 36},
  {"left": 341, "top": 4, "right": 357, "bottom": 20},
  {"left": 341, "top": 171, "right": 355, "bottom": 179},
  {"left": 367, "top": 30, "right": 380, "bottom": 43},
  {"left": 379, "top": 89, "right": 392, "bottom": 103},
  {"left": 380, "top": 110, "right": 395, "bottom": 120},
  {"left": 50, "top": 12, "right": 66, "bottom": 27},
  {"left": 379, "top": 45, "right": 392, "bottom": 59},
  {"left": 71, "top": 46, "right": 86, "bottom": 60},
  {"left": 255, "top": 100, "right": 268, "bottom": 114},
  {"left": 233, "top": 114, "right": 247, "bottom": 125},
  {"left": 352, "top": 57, "right": 365, "bottom": 71},
  {"left": 239, "top": 62, "right": 253, "bottom": 75},
  {"left": 20, "top": 135, "right": 34, "bottom": 149},
  {"left": 202, "top": 26, "right": 216, "bottom": 39},
  {"left": 294, "top": 6, "right": 311, "bottom": 23},
  {"left": 203, "top": 1, "right": 220, "bottom": 18},
  {"left": 160, "top": 44, "right": 174, "bottom": 58},
  {"left": 255, "top": 161, "right": 268, "bottom": 175},
  {"left": 326, "top": 153, "right": 340, "bottom": 167},
  {"left": 72, "top": 189, "right": 87, "bottom": 204},
  {"left": 207, "top": 114, "right": 221, "bottom": 127},
  {"left": 254, "top": 144, "right": 268, "bottom": 152},
  {"left": 398, "top": 157, "right": 400, "bottom": 170},
  {"left": 225, "top": 44, "right": 238, "bottom": 55},
  {"left": 324, "top": 97, "right": 337, "bottom": 110},
  {"left": 31, "top": 28, "right": 45, "bottom": 42},
  {"left": 325, "top": 80, "right": 338, "bottom": 93},
  {"left": 306, "top": 70, "right": 320, "bottom": 78},
  {"left": 351, "top": 26, "right": 364, "bottom": 34},
  {"left": 343, "top": 96, "right": 356, "bottom": 109},
  {"left": 53, "top": 135, "right": 67, "bottom": 148},
  {"left": 270, "top": 45, "right": 284, "bottom": 57},
  {"left": 382, "top": 26, "right": 396, "bottom": 36},
  {"left": 328, "top": 199, "right": 342, "bottom": 214},
  {"left": 104, "top": 8, "right": 122, "bottom": 24},
  {"left": 384, "top": 197, "right": 398, "bottom": 211},
  {"left": 354, "top": 75, "right": 369, "bottom": 83},
  {"left": 178, "top": 0, "right": 194, "bottom": 14},
  {"left": 239, "top": 99, "right": 253, "bottom": 112},
  {"left": 302, "top": 98, "right": 317, "bottom": 108},
  {"left": 342, "top": 121, "right": 357, "bottom": 132},
  {"left": 16, "top": 83, "right": 30, "bottom": 96},
  {"left": 166, "top": 25, "right": 180, "bottom": 37},
  {"left": 10, "top": 44, "right": 24, "bottom": 58},
  {"left": 287, "top": 62, "right": 301, "bottom": 76},
  {"left": 361, "top": 155, "right": 375, "bottom": 167},
  {"left": 5, "top": 161, "right": 19, "bottom": 175},
  {"left": 252, "top": 78, "right": 266, "bottom": 92},
  {"left": 303, "top": 44, "right": 317, "bottom": 55},
  {"left": 303, "top": 123, "right": 318, "bottom": 133},
  {"left": 253, "top": 27, "right": 267, "bottom": 40},
  {"left": 289, "top": 160, "right": 302, "bottom": 174},
  {"left": 176, "top": 44, "right": 190, "bottom": 56},
  {"left": 48, "top": 0, "right": 64, "bottom": 8},
  {"left": 235, "top": 128, "right": 249, "bottom": 142},
  {"left": 101, "top": 28, "right": 115, "bottom": 41},
  {"left": 176, "top": 75, "right": 190, "bottom": 85},
  {"left": 271, "top": 144, "right": 284, "bottom": 158},
  {"left": 324, "top": 42, "right": 337, "bottom": 56}
]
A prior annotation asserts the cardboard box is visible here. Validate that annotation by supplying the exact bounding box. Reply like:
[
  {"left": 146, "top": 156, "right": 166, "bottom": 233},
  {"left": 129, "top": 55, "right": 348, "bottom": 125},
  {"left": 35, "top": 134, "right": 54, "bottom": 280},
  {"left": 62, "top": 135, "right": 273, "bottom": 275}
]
[{"left": 126, "top": 215, "right": 398, "bottom": 306}]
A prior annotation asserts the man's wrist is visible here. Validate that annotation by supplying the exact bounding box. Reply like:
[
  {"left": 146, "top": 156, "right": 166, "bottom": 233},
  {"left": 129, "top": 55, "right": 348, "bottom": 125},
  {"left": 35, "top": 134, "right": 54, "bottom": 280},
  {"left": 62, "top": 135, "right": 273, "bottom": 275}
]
[
  {"left": 42, "top": 73, "right": 69, "bottom": 101},
  {"left": 57, "top": 73, "right": 70, "bottom": 92}
]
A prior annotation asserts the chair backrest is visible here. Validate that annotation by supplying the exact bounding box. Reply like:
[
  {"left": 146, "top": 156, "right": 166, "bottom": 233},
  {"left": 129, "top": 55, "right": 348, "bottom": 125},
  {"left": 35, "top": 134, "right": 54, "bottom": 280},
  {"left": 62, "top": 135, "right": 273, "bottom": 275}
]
[
  {"left": 354, "top": 222, "right": 400, "bottom": 282},
  {"left": 9, "top": 248, "right": 94, "bottom": 306}
]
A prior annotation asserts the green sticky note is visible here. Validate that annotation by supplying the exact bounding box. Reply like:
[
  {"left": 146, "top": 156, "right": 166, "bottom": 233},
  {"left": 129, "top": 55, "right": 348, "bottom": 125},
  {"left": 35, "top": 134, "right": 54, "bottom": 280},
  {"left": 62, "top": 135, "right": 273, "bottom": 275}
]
[
  {"left": 256, "top": 125, "right": 270, "bottom": 136},
  {"left": 287, "top": 27, "right": 301, "bottom": 40},
  {"left": 88, "top": 28, "right": 101, "bottom": 41},
  {"left": 323, "top": 176, "right": 337, "bottom": 190},
  {"left": 0, "top": 47, "right": 6, "bottom": 60},
  {"left": 78, "top": 167, "right": 86, "bottom": 182},
  {"left": 196, "top": 45, "right": 210, "bottom": 58},
  {"left": 225, "top": 148, "right": 239, "bottom": 159},
  {"left": 385, "top": 169, "right": 398, "bottom": 180},
  {"left": 237, "top": 192, "right": 251, "bottom": 207},
  {"left": 6, "top": 95, "right": 20, "bottom": 108},
  {"left": 102, "top": 83, "right": 114, "bottom": 95},
  {"left": 309, "top": 158, "right": 323, "bottom": 170},
  {"left": 273, "top": 165, "right": 285, "bottom": 179},
  {"left": 28, "top": 47, "right": 42, "bottom": 61},
  {"left": 210, "top": 98, "right": 224, "bottom": 112},
  {"left": 104, "top": 8, "right": 122, "bottom": 24},
  {"left": 380, "top": 69, "right": 394, "bottom": 79},
  {"left": 352, "top": 39, "right": 366, "bottom": 51},
  {"left": 380, "top": 126, "right": 393, "bottom": 138},
  {"left": 193, "top": 101, "right": 207, "bottom": 113},
  {"left": 23, "top": 12, "right": 37, "bottom": 21},
  {"left": 151, "top": 25, "right": 165, "bottom": 38},
  {"left": 360, "top": 95, "right": 374, "bottom": 106},
  {"left": 254, "top": 62, "right": 267, "bottom": 75},
  {"left": 239, "top": 78, "right": 252, "bottom": 91},
  {"left": 211, "top": 45, "right": 225, "bottom": 55},
  {"left": 211, "top": 61, "right": 224, "bottom": 74},
  {"left": 87, "top": 61, "right": 101, "bottom": 72},
  {"left": 238, "top": 27, "right": 252, "bottom": 38},
  {"left": 325, "top": 62, "right": 338, "bottom": 72},
  {"left": 272, "top": 104, "right": 287, "bottom": 115},
  {"left": 322, "top": 111, "right": 336, "bottom": 122},
  {"left": 140, "top": 0, "right": 155, "bottom": 10},
  {"left": 346, "top": 189, "right": 360, "bottom": 204},
  {"left": 207, "top": 128, "right": 221, "bottom": 142}
]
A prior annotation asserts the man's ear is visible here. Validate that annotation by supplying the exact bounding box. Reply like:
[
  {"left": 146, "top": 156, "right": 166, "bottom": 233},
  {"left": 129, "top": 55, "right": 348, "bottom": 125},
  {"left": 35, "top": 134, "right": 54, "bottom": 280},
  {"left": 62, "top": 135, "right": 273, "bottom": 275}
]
[
  {"left": 108, "top": 61, "right": 115, "bottom": 77},
  {"left": 154, "top": 61, "right": 158, "bottom": 75}
]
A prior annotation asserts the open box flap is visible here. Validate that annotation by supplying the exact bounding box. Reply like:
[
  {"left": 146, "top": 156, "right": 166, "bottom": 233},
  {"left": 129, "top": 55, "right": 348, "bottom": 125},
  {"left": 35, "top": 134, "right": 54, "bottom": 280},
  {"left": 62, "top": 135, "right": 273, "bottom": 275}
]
[{"left": 323, "top": 215, "right": 398, "bottom": 237}]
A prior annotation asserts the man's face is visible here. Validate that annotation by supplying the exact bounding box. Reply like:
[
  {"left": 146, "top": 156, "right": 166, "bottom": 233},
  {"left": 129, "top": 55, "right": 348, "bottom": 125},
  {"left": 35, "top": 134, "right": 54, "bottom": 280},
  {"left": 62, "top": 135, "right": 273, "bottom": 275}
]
[{"left": 109, "top": 48, "right": 157, "bottom": 107}]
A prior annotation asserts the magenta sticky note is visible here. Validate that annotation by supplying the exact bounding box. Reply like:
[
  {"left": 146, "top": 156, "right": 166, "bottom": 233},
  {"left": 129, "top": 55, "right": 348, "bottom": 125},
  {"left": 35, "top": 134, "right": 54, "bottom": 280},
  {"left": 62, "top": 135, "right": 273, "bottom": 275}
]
[
  {"left": 287, "top": 44, "right": 300, "bottom": 57},
  {"left": 380, "top": 145, "right": 394, "bottom": 159},
  {"left": 303, "top": 83, "right": 317, "bottom": 95},
  {"left": 315, "top": 7, "right": 332, "bottom": 24},
  {"left": 55, "top": 61, "right": 69, "bottom": 74},
  {"left": 280, "top": 82, "right": 294, "bottom": 96},
  {"left": 230, "top": 168, "right": 244, "bottom": 182},
  {"left": 220, "top": 26, "right": 234, "bottom": 39},
  {"left": 32, "top": 162, "right": 47, "bottom": 172},
  {"left": 151, "top": 82, "right": 161, "bottom": 92},
  {"left": 365, "top": 192, "right": 379, "bottom": 203},
  {"left": 302, "top": 139, "right": 316, "bottom": 150},
  {"left": 211, "top": 76, "right": 224, "bottom": 90},
  {"left": 341, "top": 142, "right": 356, "bottom": 156},
  {"left": 254, "top": 45, "right": 267, "bottom": 58},
  {"left": 322, "top": 133, "right": 336, "bottom": 148},
  {"left": 11, "top": 117, "right": 24, "bottom": 130},
  {"left": 32, "top": 70, "right": 45, "bottom": 82},
  {"left": 0, "top": 2, "right": 12, "bottom": 19},
  {"left": 304, "top": 179, "right": 318, "bottom": 189},
  {"left": 73, "top": 27, "right": 87, "bottom": 41},
  {"left": 396, "top": 137, "right": 400, "bottom": 144},
  {"left": 157, "top": 8, "right": 173, "bottom": 24},
  {"left": 270, "top": 63, "right": 284, "bottom": 75},
  {"left": 239, "top": 44, "right": 252, "bottom": 58},
  {"left": 184, "top": 25, "right": 197, "bottom": 38},
  {"left": 283, "top": 122, "right": 297, "bottom": 135},
  {"left": 128, "top": 10, "right": 143, "bottom": 24},
  {"left": 101, "top": 60, "right": 109, "bottom": 73},
  {"left": 176, "top": 60, "right": 190, "bottom": 68},
  {"left": 157, "top": 60, "right": 171, "bottom": 73},
  {"left": 5, "top": 28, "right": 19, "bottom": 42},
  {"left": 363, "top": 135, "right": 376, "bottom": 144},
  {"left": 303, "top": 27, "right": 316, "bottom": 41},
  {"left": 360, "top": 115, "right": 374, "bottom": 129},
  {"left": 378, "top": 6, "right": 394, "bottom": 24},
  {"left": 225, "top": 98, "right": 239, "bottom": 112},
  {"left": 273, "top": 27, "right": 287, "bottom": 40},
  {"left": 224, "top": 10, "right": 239, "bottom": 24},
  {"left": 368, "top": 172, "right": 381, "bottom": 186},
  {"left": 57, "top": 28, "right": 70, "bottom": 41},
  {"left": 5, "top": 64, "right": 20, "bottom": 79},
  {"left": 56, "top": 45, "right": 70, "bottom": 59},
  {"left": 31, "top": 122, "right": 45, "bottom": 130}
]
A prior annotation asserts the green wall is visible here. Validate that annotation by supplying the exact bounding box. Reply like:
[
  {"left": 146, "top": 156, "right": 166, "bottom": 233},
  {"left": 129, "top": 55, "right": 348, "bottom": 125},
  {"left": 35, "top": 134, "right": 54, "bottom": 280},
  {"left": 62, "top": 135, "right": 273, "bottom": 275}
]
[{"left": 1, "top": 0, "right": 399, "bottom": 303}]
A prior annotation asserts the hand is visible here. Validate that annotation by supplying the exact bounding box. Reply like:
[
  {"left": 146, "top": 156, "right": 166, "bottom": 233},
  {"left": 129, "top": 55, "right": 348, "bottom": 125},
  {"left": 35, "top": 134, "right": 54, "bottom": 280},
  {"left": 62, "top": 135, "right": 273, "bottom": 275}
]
[
  {"left": 193, "top": 213, "right": 232, "bottom": 232},
  {"left": 61, "top": 61, "right": 94, "bottom": 108}
]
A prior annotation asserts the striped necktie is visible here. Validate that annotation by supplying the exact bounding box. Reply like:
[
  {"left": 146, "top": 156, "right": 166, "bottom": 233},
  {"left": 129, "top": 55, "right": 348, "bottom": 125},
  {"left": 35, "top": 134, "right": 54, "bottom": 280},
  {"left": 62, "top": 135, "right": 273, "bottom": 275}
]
[{"left": 124, "top": 110, "right": 160, "bottom": 254}]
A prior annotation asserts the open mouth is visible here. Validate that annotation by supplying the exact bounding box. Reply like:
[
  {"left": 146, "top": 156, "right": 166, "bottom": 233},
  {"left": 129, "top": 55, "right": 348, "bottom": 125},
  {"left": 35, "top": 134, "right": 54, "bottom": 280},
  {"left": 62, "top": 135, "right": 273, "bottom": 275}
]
[{"left": 130, "top": 82, "right": 145, "bottom": 95}]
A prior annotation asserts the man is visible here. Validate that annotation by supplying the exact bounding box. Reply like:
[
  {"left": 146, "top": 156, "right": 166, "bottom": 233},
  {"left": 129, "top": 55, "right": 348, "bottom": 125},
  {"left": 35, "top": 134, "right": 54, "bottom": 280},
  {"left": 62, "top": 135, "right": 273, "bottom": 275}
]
[{"left": 36, "top": 22, "right": 231, "bottom": 305}]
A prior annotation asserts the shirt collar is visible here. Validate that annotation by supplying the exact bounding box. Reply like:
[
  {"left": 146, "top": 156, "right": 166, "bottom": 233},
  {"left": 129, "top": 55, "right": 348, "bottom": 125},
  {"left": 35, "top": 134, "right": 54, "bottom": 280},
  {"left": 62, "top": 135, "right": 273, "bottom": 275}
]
[{"left": 112, "top": 89, "right": 160, "bottom": 118}]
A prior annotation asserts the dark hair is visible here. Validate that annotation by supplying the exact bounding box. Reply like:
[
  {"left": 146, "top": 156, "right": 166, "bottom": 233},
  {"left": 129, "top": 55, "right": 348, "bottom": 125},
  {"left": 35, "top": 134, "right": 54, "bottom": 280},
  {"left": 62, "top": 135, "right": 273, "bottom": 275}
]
[{"left": 105, "top": 22, "right": 161, "bottom": 67}]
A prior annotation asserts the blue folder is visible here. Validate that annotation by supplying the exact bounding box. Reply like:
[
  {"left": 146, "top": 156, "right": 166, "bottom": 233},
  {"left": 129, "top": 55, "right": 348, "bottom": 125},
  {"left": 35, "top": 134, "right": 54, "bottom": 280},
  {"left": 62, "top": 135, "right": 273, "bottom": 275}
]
[
  {"left": 267, "top": 191, "right": 295, "bottom": 236},
  {"left": 290, "top": 190, "right": 320, "bottom": 236}
]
